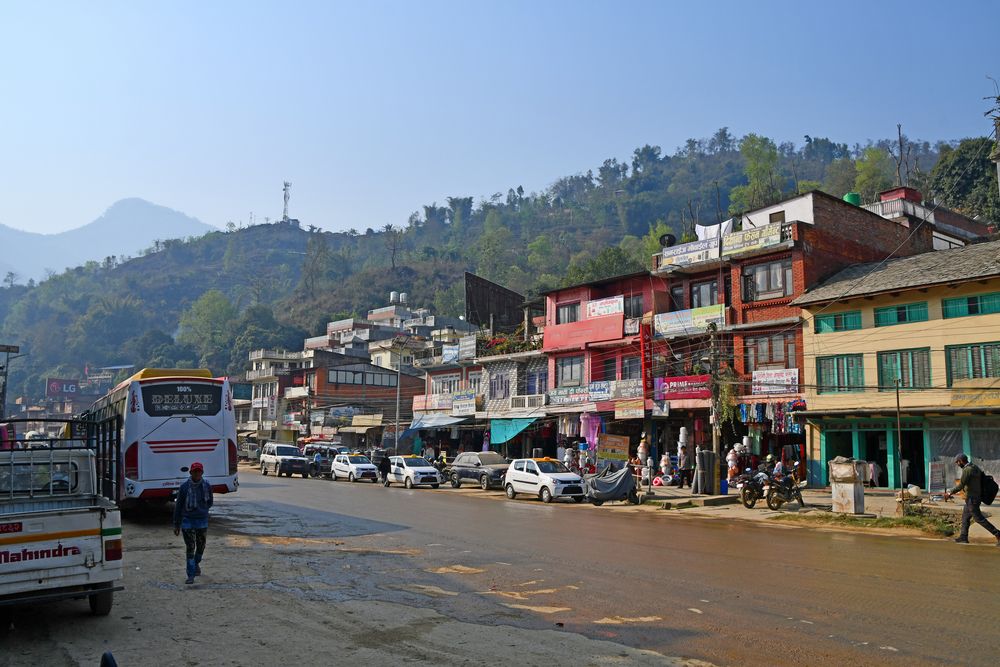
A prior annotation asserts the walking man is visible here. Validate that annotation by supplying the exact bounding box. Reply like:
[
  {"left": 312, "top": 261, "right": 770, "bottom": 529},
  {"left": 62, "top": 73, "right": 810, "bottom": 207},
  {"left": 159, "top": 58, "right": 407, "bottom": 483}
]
[
  {"left": 173, "top": 461, "right": 214, "bottom": 584},
  {"left": 943, "top": 454, "right": 1000, "bottom": 546},
  {"left": 678, "top": 445, "right": 694, "bottom": 488}
]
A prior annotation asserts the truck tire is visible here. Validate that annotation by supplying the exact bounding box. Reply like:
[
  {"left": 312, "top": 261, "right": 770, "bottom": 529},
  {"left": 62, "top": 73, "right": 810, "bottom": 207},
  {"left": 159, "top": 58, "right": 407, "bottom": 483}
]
[{"left": 89, "top": 589, "right": 114, "bottom": 616}]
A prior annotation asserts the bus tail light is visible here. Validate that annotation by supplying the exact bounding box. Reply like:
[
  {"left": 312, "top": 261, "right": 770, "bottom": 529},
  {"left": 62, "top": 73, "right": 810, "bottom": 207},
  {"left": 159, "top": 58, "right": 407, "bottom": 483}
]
[
  {"left": 228, "top": 439, "right": 237, "bottom": 475},
  {"left": 124, "top": 442, "right": 139, "bottom": 479},
  {"left": 104, "top": 538, "right": 123, "bottom": 561}
]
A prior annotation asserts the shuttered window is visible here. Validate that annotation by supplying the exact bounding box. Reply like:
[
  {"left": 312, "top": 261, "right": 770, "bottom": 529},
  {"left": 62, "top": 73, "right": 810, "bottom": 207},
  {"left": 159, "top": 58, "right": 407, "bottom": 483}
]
[
  {"left": 942, "top": 293, "right": 1000, "bottom": 319},
  {"left": 874, "top": 302, "right": 928, "bottom": 327},
  {"left": 946, "top": 343, "right": 1000, "bottom": 386},
  {"left": 814, "top": 311, "right": 862, "bottom": 334},
  {"left": 877, "top": 349, "right": 931, "bottom": 390},
  {"left": 817, "top": 355, "right": 864, "bottom": 393}
]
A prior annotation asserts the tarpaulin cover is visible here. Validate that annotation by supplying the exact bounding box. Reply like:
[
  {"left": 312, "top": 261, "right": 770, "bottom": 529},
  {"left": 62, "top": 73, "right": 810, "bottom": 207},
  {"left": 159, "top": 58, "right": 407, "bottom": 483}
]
[
  {"left": 490, "top": 418, "right": 536, "bottom": 445},
  {"left": 409, "top": 414, "right": 467, "bottom": 429},
  {"left": 584, "top": 464, "right": 636, "bottom": 501}
]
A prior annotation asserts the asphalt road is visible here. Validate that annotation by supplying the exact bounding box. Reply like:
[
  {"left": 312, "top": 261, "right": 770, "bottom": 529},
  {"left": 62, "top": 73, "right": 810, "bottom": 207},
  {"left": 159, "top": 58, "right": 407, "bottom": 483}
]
[{"left": 213, "top": 469, "right": 1000, "bottom": 667}]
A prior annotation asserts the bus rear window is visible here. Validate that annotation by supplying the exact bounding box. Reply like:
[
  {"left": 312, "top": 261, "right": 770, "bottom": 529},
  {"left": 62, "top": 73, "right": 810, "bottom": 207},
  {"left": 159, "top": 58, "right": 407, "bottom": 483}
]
[{"left": 141, "top": 383, "right": 222, "bottom": 417}]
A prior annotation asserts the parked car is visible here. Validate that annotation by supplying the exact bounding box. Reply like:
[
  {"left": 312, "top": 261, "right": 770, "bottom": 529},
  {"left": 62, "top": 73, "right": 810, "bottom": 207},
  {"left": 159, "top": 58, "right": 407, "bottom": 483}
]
[
  {"left": 332, "top": 453, "right": 379, "bottom": 482},
  {"left": 260, "top": 443, "right": 310, "bottom": 478},
  {"left": 504, "top": 458, "right": 585, "bottom": 503},
  {"left": 386, "top": 455, "right": 442, "bottom": 489},
  {"left": 303, "top": 444, "right": 338, "bottom": 478},
  {"left": 445, "top": 451, "right": 509, "bottom": 489}
]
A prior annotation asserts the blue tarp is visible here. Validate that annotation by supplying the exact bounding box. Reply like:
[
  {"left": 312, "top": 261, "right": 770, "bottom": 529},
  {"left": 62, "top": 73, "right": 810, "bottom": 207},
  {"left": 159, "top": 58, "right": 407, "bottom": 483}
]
[{"left": 490, "top": 418, "right": 537, "bottom": 445}]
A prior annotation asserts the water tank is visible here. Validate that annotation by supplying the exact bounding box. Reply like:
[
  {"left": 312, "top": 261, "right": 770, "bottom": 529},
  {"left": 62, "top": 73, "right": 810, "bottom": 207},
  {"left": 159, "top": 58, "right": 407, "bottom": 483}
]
[
  {"left": 400, "top": 292, "right": 408, "bottom": 304},
  {"left": 843, "top": 192, "right": 862, "bottom": 206},
  {"left": 390, "top": 291, "right": 399, "bottom": 303}
]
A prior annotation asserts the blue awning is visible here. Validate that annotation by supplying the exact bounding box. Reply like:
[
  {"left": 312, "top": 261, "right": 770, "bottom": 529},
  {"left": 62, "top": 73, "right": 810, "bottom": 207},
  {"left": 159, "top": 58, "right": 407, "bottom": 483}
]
[{"left": 490, "top": 418, "right": 537, "bottom": 445}]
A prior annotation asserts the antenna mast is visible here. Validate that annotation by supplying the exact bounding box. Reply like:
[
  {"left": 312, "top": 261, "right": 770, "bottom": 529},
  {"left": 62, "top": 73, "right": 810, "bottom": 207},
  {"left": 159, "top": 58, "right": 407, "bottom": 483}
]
[{"left": 282, "top": 181, "right": 292, "bottom": 222}]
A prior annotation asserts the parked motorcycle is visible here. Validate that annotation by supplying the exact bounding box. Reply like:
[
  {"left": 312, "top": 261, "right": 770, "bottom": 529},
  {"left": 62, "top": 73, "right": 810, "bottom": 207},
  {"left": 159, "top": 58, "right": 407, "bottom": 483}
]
[
  {"left": 766, "top": 462, "right": 806, "bottom": 510},
  {"left": 585, "top": 464, "right": 640, "bottom": 506},
  {"left": 734, "top": 468, "right": 770, "bottom": 509}
]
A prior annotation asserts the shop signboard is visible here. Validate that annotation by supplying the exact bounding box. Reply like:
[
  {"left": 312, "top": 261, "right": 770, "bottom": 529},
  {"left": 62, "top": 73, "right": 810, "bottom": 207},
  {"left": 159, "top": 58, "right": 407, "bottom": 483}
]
[
  {"left": 587, "top": 379, "right": 644, "bottom": 402},
  {"left": 651, "top": 400, "right": 670, "bottom": 417},
  {"left": 660, "top": 238, "right": 719, "bottom": 267},
  {"left": 614, "top": 399, "right": 645, "bottom": 420},
  {"left": 442, "top": 345, "right": 460, "bottom": 363},
  {"left": 653, "top": 304, "right": 725, "bottom": 337},
  {"left": 266, "top": 396, "right": 278, "bottom": 420},
  {"left": 950, "top": 378, "right": 1000, "bottom": 408},
  {"left": 548, "top": 386, "right": 590, "bottom": 405},
  {"left": 597, "top": 433, "right": 630, "bottom": 461},
  {"left": 459, "top": 334, "right": 477, "bottom": 361},
  {"left": 655, "top": 375, "right": 711, "bottom": 400},
  {"left": 251, "top": 397, "right": 268, "bottom": 409},
  {"left": 928, "top": 462, "right": 947, "bottom": 493},
  {"left": 586, "top": 296, "right": 624, "bottom": 319},
  {"left": 751, "top": 368, "right": 799, "bottom": 394},
  {"left": 624, "top": 317, "right": 640, "bottom": 335},
  {"left": 721, "top": 222, "right": 784, "bottom": 257},
  {"left": 588, "top": 381, "right": 612, "bottom": 401},
  {"left": 412, "top": 395, "right": 428, "bottom": 412},
  {"left": 451, "top": 390, "right": 480, "bottom": 416},
  {"left": 426, "top": 393, "right": 454, "bottom": 410}
]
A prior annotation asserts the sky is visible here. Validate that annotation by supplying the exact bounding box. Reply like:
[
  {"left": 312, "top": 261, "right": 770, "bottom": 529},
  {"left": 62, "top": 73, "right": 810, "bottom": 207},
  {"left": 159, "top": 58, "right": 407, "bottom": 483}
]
[{"left": 0, "top": 0, "right": 997, "bottom": 235}]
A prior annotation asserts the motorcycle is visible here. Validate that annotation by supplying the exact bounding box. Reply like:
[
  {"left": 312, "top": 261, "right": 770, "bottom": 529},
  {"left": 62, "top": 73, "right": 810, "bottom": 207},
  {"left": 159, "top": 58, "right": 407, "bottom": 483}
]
[
  {"left": 765, "top": 462, "right": 807, "bottom": 510},
  {"left": 585, "top": 463, "right": 640, "bottom": 506},
  {"left": 734, "top": 467, "right": 770, "bottom": 509}
]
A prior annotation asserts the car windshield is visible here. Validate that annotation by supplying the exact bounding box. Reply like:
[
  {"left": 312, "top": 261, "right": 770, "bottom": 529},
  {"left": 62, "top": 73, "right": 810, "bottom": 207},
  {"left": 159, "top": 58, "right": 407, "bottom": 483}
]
[
  {"left": 404, "top": 457, "right": 431, "bottom": 467},
  {"left": 348, "top": 456, "right": 370, "bottom": 464},
  {"left": 276, "top": 446, "right": 300, "bottom": 457},
  {"left": 536, "top": 460, "right": 570, "bottom": 474},
  {"left": 478, "top": 452, "right": 506, "bottom": 465}
]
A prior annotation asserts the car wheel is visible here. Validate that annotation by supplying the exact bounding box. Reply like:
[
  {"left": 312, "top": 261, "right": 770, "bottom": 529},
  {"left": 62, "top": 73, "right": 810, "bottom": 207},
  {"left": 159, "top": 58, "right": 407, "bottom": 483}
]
[
  {"left": 591, "top": 498, "right": 604, "bottom": 506},
  {"left": 540, "top": 487, "right": 552, "bottom": 503},
  {"left": 349, "top": 473, "right": 356, "bottom": 483},
  {"left": 405, "top": 477, "right": 413, "bottom": 489},
  {"left": 89, "top": 589, "right": 114, "bottom": 616},
  {"left": 505, "top": 484, "right": 516, "bottom": 499},
  {"left": 480, "top": 475, "right": 490, "bottom": 491},
  {"left": 261, "top": 464, "right": 268, "bottom": 476},
  {"left": 450, "top": 473, "right": 461, "bottom": 488},
  {"left": 301, "top": 472, "right": 309, "bottom": 478}
]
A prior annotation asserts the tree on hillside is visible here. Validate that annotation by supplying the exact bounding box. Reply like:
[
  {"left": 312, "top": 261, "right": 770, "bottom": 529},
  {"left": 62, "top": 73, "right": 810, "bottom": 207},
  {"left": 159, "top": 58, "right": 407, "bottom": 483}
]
[
  {"left": 298, "top": 230, "right": 331, "bottom": 299},
  {"left": 177, "top": 290, "right": 237, "bottom": 372},
  {"left": 563, "top": 246, "right": 644, "bottom": 286},
  {"left": 823, "top": 158, "right": 858, "bottom": 197},
  {"left": 926, "top": 137, "right": 1000, "bottom": 225},
  {"left": 382, "top": 223, "right": 405, "bottom": 270},
  {"left": 446, "top": 196, "right": 474, "bottom": 233},
  {"left": 728, "top": 134, "right": 783, "bottom": 214},
  {"left": 475, "top": 210, "right": 515, "bottom": 284},
  {"left": 853, "top": 146, "right": 895, "bottom": 201}
]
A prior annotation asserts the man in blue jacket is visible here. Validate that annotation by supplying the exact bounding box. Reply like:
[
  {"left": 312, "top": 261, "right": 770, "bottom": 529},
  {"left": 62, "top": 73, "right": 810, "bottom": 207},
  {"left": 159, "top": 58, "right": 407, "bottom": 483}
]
[{"left": 173, "top": 461, "right": 214, "bottom": 584}]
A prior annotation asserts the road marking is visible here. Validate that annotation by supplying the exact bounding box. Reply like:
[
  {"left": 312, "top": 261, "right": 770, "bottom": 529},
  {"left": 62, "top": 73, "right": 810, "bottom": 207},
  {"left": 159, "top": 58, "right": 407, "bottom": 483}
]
[
  {"left": 879, "top": 646, "right": 899, "bottom": 652},
  {"left": 800, "top": 620, "right": 814, "bottom": 624},
  {"left": 688, "top": 608, "right": 702, "bottom": 614},
  {"left": 594, "top": 616, "right": 662, "bottom": 625},
  {"left": 502, "top": 603, "right": 571, "bottom": 614},
  {"left": 387, "top": 584, "right": 459, "bottom": 598},
  {"left": 429, "top": 565, "right": 484, "bottom": 574},
  {"left": 481, "top": 588, "right": 558, "bottom": 600},
  {"left": 516, "top": 580, "right": 541, "bottom": 587}
]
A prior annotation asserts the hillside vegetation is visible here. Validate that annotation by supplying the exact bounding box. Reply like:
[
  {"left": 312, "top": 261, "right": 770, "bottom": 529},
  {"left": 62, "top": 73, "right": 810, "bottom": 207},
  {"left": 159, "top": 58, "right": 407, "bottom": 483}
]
[{"left": 1, "top": 127, "right": 997, "bottom": 401}]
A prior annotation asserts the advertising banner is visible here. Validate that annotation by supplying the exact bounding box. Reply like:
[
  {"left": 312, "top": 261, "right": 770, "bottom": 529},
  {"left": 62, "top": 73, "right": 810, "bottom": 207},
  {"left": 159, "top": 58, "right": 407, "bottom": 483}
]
[
  {"left": 586, "top": 296, "right": 624, "bottom": 319},
  {"left": 442, "top": 345, "right": 460, "bottom": 363},
  {"left": 660, "top": 238, "right": 719, "bottom": 267},
  {"left": 459, "top": 334, "right": 477, "bottom": 360},
  {"left": 45, "top": 378, "right": 79, "bottom": 399},
  {"left": 598, "top": 433, "right": 630, "bottom": 461},
  {"left": 655, "top": 375, "right": 712, "bottom": 400},
  {"left": 614, "top": 399, "right": 645, "bottom": 420},
  {"left": 548, "top": 386, "right": 590, "bottom": 405},
  {"left": 654, "top": 304, "right": 725, "bottom": 337},
  {"left": 451, "top": 390, "right": 480, "bottom": 416},
  {"left": 721, "top": 222, "right": 784, "bottom": 257},
  {"left": 751, "top": 368, "right": 799, "bottom": 394}
]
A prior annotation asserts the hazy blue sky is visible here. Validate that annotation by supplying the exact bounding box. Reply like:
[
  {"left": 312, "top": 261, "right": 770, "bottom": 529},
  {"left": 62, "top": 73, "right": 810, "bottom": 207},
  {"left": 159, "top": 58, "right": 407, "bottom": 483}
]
[{"left": 1, "top": 1, "right": 997, "bottom": 234}]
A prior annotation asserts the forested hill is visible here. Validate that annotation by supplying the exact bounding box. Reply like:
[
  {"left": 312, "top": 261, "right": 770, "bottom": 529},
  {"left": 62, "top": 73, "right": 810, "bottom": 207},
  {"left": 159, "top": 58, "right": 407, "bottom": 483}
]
[{"left": 1, "top": 127, "right": 997, "bottom": 401}]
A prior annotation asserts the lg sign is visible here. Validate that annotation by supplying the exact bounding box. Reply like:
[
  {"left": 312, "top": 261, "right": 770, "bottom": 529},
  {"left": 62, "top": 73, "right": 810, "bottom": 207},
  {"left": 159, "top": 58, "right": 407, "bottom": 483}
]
[{"left": 45, "top": 378, "right": 79, "bottom": 398}]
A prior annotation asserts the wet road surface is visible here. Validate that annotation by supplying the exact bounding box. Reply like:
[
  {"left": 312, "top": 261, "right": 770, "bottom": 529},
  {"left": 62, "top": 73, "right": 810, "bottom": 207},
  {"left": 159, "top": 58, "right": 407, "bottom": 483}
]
[{"left": 214, "top": 471, "right": 1000, "bottom": 666}]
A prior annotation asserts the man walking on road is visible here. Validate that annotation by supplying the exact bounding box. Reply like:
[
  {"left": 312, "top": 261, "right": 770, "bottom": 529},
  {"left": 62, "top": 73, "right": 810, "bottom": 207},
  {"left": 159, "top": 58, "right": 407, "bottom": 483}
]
[
  {"left": 943, "top": 454, "right": 1000, "bottom": 546},
  {"left": 173, "top": 461, "right": 214, "bottom": 583}
]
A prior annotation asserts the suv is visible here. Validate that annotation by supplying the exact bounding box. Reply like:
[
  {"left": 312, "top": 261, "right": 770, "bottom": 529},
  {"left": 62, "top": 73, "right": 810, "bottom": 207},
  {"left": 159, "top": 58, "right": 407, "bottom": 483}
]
[
  {"left": 303, "top": 444, "right": 337, "bottom": 478},
  {"left": 332, "top": 453, "right": 379, "bottom": 482},
  {"left": 446, "top": 451, "right": 509, "bottom": 490},
  {"left": 260, "top": 443, "right": 310, "bottom": 478},
  {"left": 386, "top": 455, "right": 442, "bottom": 489},
  {"left": 504, "top": 458, "right": 585, "bottom": 503}
]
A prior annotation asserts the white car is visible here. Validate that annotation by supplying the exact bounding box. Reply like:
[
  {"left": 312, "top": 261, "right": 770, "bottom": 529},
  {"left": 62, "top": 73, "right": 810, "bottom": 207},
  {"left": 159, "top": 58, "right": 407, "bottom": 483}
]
[
  {"left": 504, "top": 458, "right": 585, "bottom": 503},
  {"left": 260, "top": 442, "right": 310, "bottom": 478},
  {"left": 386, "top": 456, "right": 442, "bottom": 489},
  {"left": 332, "top": 453, "right": 379, "bottom": 483}
]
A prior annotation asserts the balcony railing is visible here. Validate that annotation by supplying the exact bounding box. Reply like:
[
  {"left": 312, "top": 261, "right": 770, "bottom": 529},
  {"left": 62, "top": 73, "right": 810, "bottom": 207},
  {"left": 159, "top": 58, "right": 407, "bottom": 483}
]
[
  {"left": 249, "top": 349, "right": 303, "bottom": 361},
  {"left": 653, "top": 221, "right": 797, "bottom": 271}
]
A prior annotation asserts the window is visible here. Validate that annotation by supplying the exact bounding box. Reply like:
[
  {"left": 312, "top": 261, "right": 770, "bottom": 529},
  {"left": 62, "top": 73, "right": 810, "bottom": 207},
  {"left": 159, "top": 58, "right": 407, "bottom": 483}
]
[
  {"left": 817, "top": 354, "right": 864, "bottom": 393},
  {"left": 466, "top": 372, "right": 482, "bottom": 393},
  {"left": 670, "top": 285, "right": 685, "bottom": 311},
  {"left": 526, "top": 368, "right": 548, "bottom": 394},
  {"left": 768, "top": 211, "right": 786, "bottom": 224},
  {"left": 691, "top": 279, "right": 718, "bottom": 308},
  {"left": 432, "top": 374, "right": 461, "bottom": 395},
  {"left": 874, "top": 302, "right": 928, "bottom": 327},
  {"left": 330, "top": 370, "right": 365, "bottom": 385},
  {"left": 489, "top": 373, "right": 510, "bottom": 399},
  {"left": 513, "top": 460, "right": 525, "bottom": 472},
  {"left": 557, "top": 356, "right": 584, "bottom": 387},
  {"left": 621, "top": 356, "right": 641, "bottom": 380},
  {"left": 946, "top": 342, "right": 1000, "bottom": 386},
  {"left": 878, "top": 348, "right": 931, "bottom": 390},
  {"left": 744, "top": 332, "right": 796, "bottom": 373},
  {"left": 602, "top": 357, "right": 617, "bottom": 381},
  {"left": 624, "top": 294, "right": 644, "bottom": 319},
  {"left": 742, "top": 258, "right": 793, "bottom": 301},
  {"left": 942, "top": 293, "right": 1000, "bottom": 319},
  {"left": 556, "top": 302, "right": 580, "bottom": 324},
  {"left": 814, "top": 311, "right": 862, "bottom": 334}
]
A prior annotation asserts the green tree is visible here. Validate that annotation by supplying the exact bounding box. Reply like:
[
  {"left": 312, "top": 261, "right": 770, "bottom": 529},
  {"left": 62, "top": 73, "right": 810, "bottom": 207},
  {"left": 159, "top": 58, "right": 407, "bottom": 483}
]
[
  {"left": 853, "top": 147, "right": 895, "bottom": 202},
  {"left": 563, "top": 246, "right": 644, "bottom": 285},
  {"left": 926, "top": 137, "right": 1000, "bottom": 225},
  {"left": 526, "top": 234, "right": 555, "bottom": 273},
  {"left": 475, "top": 210, "right": 515, "bottom": 283},
  {"left": 176, "top": 290, "right": 237, "bottom": 372},
  {"left": 823, "top": 158, "right": 858, "bottom": 197},
  {"left": 728, "top": 134, "right": 782, "bottom": 213}
]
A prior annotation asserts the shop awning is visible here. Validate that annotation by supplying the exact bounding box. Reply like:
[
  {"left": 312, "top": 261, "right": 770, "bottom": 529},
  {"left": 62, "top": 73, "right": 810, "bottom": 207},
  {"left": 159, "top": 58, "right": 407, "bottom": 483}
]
[
  {"left": 410, "top": 413, "right": 468, "bottom": 430},
  {"left": 490, "top": 418, "right": 537, "bottom": 445},
  {"left": 339, "top": 425, "right": 381, "bottom": 434},
  {"left": 237, "top": 430, "right": 256, "bottom": 437}
]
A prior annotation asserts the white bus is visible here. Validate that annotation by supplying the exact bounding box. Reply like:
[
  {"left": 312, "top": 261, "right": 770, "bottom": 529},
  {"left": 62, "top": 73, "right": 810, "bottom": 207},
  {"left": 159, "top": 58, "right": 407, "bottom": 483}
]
[{"left": 86, "top": 368, "right": 239, "bottom": 503}]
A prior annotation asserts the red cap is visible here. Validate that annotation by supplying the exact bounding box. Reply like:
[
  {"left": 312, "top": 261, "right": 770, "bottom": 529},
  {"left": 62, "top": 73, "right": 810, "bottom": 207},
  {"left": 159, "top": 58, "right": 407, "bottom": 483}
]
[{"left": 190, "top": 462, "right": 204, "bottom": 472}]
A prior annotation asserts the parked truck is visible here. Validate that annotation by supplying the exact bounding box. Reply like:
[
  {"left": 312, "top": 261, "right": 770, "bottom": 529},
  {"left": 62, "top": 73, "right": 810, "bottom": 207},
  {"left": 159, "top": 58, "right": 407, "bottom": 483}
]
[{"left": 0, "top": 418, "right": 124, "bottom": 622}]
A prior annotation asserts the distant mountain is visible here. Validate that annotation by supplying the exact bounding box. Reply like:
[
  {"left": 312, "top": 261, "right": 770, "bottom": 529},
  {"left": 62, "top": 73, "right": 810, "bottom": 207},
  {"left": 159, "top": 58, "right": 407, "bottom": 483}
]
[{"left": 0, "top": 198, "right": 216, "bottom": 281}]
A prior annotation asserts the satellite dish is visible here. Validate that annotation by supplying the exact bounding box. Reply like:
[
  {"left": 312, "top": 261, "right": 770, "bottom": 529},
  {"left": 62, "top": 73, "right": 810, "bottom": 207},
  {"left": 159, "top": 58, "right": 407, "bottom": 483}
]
[{"left": 659, "top": 233, "right": 676, "bottom": 248}]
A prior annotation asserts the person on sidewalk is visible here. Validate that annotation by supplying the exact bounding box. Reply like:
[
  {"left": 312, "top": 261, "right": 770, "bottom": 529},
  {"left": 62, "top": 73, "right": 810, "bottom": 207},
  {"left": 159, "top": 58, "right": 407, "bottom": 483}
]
[
  {"left": 678, "top": 445, "right": 693, "bottom": 488},
  {"left": 378, "top": 454, "right": 392, "bottom": 486},
  {"left": 173, "top": 462, "right": 213, "bottom": 584},
  {"left": 943, "top": 454, "right": 1000, "bottom": 546}
]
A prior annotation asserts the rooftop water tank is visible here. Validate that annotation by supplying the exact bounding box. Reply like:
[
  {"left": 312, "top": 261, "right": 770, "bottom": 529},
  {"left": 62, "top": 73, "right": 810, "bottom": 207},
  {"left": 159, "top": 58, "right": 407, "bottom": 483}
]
[
  {"left": 843, "top": 192, "right": 862, "bottom": 206},
  {"left": 390, "top": 291, "right": 399, "bottom": 303}
]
